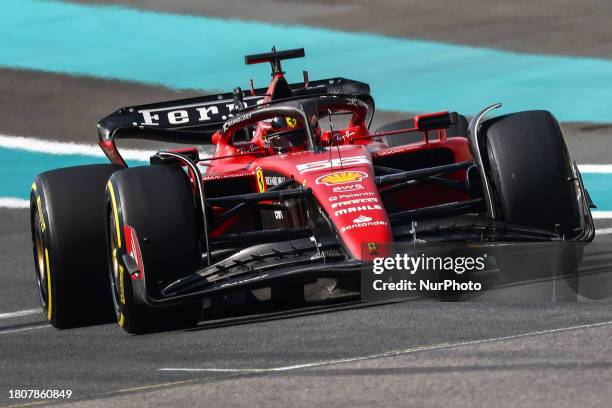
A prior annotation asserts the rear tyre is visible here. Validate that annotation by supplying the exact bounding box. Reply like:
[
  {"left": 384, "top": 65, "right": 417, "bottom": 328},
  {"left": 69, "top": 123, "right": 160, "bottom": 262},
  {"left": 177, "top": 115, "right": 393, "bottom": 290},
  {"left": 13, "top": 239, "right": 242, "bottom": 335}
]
[
  {"left": 106, "top": 165, "right": 203, "bottom": 334},
  {"left": 30, "top": 164, "right": 120, "bottom": 328},
  {"left": 481, "top": 110, "right": 582, "bottom": 288},
  {"left": 377, "top": 114, "right": 468, "bottom": 147}
]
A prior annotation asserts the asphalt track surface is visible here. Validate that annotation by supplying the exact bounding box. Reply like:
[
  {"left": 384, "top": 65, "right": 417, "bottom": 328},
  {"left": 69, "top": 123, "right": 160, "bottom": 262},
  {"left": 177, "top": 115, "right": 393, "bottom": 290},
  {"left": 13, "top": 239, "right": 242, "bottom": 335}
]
[{"left": 1, "top": 1, "right": 612, "bottom": 407}]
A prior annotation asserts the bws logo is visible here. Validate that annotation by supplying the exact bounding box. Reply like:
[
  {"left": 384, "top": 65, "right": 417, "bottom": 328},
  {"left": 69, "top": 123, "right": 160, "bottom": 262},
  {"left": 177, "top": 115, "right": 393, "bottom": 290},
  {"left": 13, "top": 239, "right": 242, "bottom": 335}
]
[
  {"left": 297, "top": 155, "right": 370, "bottom": 174},
  {"left": 316, "top": 171, "right": 368, "bottom": 186},
  {"left": 332, "top": 184, "right": 364, "bottom": 193}
]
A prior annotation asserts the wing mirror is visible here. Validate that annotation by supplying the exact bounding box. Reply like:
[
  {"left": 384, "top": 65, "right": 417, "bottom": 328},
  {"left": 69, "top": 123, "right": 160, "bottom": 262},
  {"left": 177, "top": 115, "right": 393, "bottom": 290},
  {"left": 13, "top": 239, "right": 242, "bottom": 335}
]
[{"left": 414, "top": 111, "right": 458, "bottom": 132}]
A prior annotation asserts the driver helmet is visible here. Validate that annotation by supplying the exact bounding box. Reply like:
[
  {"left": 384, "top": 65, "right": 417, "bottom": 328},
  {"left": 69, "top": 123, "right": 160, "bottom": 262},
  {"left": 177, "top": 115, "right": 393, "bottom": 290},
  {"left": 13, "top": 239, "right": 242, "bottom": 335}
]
[{"left": 268, "top": 116, "right": 306, "bottom": 149}]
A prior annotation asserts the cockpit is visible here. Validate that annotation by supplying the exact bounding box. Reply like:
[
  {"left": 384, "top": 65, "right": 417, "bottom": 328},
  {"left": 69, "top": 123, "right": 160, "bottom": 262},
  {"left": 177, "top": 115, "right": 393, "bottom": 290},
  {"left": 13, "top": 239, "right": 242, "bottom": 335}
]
[{"left": 220, "top": 95, "right": 372, "bottom": 156}]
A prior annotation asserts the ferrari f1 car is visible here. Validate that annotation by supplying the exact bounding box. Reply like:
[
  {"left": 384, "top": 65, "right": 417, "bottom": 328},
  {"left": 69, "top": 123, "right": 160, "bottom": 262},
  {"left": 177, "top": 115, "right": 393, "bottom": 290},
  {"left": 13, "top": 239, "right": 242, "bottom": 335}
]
[{"left": 30, "top": 48, "right": 595, "bottom": 333}]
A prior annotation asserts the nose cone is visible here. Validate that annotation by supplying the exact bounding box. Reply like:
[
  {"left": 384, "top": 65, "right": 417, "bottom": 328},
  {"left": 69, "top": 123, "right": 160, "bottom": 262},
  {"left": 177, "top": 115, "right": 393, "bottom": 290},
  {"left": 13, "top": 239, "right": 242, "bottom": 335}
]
[{"left": 303, "top": 168, "right": 393, "bottom": 260}]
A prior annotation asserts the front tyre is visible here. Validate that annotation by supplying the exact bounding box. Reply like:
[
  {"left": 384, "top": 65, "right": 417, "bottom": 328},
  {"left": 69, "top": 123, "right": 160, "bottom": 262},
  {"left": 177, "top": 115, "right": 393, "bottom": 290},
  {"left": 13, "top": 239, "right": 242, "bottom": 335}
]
[
  {"left": 481, "top": 110, "right": 583, "bottom": 290},
  {"left": 482, "top": 110, "right": 581, "bottom": 236},
  {"left": 106, "top": 165, "right": 203, "bottom": 334},
  {"left": 30, "top": 164, "right": 120, "bottom": 328}
]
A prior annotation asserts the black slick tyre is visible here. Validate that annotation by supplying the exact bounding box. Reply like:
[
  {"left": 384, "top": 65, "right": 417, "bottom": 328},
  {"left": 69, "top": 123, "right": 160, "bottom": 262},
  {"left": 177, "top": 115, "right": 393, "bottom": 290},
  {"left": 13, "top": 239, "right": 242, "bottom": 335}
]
[
  {"left": 106, "top": 165, "right": 203, "bottom": 334},
  {"left": 30, "top": 164, "right": 120, "bottom": 328}
]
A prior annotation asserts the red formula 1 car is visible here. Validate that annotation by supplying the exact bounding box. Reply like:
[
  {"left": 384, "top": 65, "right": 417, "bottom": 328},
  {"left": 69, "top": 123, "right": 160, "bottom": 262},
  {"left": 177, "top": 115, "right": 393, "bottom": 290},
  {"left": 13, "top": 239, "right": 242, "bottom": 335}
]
[{"left": 30, "top": 48, "right": 594, "bottom": 333}]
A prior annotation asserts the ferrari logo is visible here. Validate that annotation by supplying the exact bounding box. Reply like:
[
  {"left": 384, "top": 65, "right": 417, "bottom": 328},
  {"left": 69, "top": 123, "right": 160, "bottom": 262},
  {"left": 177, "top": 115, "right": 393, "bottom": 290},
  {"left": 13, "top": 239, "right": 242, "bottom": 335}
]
[
  {"left": 316, "top": 171, "right": 368, "bottom": 186},
  {"left": 367, "top": 242, "right": 377, "bottom": 254},
  {"left": 286, "top": 117, "right": 297, "bottom": 128},
  {"left": 256, "top": 168, "right": 266, "bottom": 192}
]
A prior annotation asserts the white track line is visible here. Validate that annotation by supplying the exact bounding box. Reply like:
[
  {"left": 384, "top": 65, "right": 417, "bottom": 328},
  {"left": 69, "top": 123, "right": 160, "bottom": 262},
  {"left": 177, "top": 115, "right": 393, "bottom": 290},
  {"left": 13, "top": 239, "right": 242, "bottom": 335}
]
[
  {"left": 0, "top": 134, "right": 608, "bottom": 171},
  {"left": 0, "top": 308, "right": 40, "bottom": 320},
  {"left": 578, "top": 164, "right": 612, "bottom": 173},
  {"left": 159, "top": 320, "right": 612, "bottom": 373},
  {"left": 2, "top": 196, "right": 612, "bottom": 221},
  {"left": 595, "top": 227, "right": 612, "bottom": 235},
  {"left": 0, "top": 134, "right": 153, "bottom": 161},
  {"left": 0, "top": 324, "right": 51, "bottom": 335},
  {"left": 0, "top": 198, "right": 29, "bottom": 208},
  {"left": 593, "top": 211, "right": 612, "bottom": 219}
]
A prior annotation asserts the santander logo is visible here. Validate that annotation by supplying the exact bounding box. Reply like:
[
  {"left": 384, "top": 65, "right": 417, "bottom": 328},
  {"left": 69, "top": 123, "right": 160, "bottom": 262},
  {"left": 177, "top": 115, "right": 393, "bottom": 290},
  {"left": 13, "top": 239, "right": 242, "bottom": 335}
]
[{"left": 353, "top": 215, "right": 372, "bottom": 223}]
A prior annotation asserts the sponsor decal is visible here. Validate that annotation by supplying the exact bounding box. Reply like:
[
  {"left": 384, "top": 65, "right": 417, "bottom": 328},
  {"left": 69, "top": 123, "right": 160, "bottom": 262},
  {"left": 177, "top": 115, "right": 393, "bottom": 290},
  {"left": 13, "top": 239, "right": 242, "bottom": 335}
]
[
  {"left": 297, "top": 155, "right": 370, "bottom": 174},
  {"left": 346, "top": 98, "right": 368, "bottom": 109},
  {"left": 265, "top": 175, "right": 287, "bottom": 186},
  {"left": 255, "top": 168, "right": 266, "bottom": 192},
  {"left": 330, "top": 197, "right": 379, "bottom": 209},
  {"left": 203, "top": 172, "right": 253, "bottom": 181},
  {"left": 373, "top": 145, "right": 420, "bottom": 158},
  {"left": 336, "top": 191, "right": 375, "bottom": 200},
  {"left": 329, "top": 193, "right": 375, "bottom": 202},
  {"left": 138, "top": 96, "right": 263, "bottom": 127},
  {"left": 223, "top": 113, "right": 252, "bottom": 132},
  {"left": 237, "top": 143, "right": 260, "bottom": 153},
  {"left": 367, "top": 242, "right": 378, "bottom": 255},
  {"left": 332, "top": 184, "right": 364, "bottom": 193},
  {"left": 341, "top": 220, "right": 388, "bottom": 233},
  {"left": 286, "top": 117, "right": 298, "bottom": 128},
  {"left": 334, "top": 204, "right": 383, "bottom": 217},
  {"left": 220, "top": 274, "right": 270, "bottom": 288},
  {"left": 316, "top": 171, "right": 368, "bottom": 186},
  {"left": 353, "top": 215, "right": 373, "bottom": 223}
]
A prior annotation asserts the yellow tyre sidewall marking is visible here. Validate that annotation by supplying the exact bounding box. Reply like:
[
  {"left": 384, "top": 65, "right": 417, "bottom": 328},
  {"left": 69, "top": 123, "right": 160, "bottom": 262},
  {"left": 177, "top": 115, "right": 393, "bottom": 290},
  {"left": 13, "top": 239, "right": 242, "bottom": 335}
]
[
  {"left": 112, "top": 248, "right": 126, "bottom": 306},
  {"left": 119, "top": 264, "right": 125, "bottom": 306},
  {"left": 36, "top": 196, "right": 46, "bottom": 232},
  {"left": 107, "top": 181, "right": 126, "bottom": 326},
  {"left": 32, "top": 183, "right": 46, "bottom": 233},
  {"left": 33, "top": 182, "right": 52, "bottom": 321},
  {"left": 107, "top": 181, "right": 121, "bottom": 250},
  {"left": 45, "top": 249, "right": 52, "bottom": 321}
]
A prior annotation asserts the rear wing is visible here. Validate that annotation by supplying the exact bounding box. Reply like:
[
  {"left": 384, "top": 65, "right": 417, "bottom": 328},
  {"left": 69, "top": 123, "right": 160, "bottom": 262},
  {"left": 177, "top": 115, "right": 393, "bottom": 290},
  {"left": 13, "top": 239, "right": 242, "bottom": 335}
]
[{"left": 98, "top": 77, "right": 371, "bottom": 166}]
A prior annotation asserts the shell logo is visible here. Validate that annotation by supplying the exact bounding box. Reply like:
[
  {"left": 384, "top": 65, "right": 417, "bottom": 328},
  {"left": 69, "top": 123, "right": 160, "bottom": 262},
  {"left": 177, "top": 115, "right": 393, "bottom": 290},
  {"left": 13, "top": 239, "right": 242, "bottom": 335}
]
[{"left": 316, "top": 171, "right": 368, "bottom": 186}]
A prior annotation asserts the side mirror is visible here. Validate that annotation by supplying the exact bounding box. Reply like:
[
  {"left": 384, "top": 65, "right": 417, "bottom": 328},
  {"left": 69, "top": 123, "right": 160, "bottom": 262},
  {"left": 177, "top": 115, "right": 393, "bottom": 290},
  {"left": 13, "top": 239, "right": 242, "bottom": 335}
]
[{"left": 414, "top": 111, "right": 458, "bottom": 132}]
